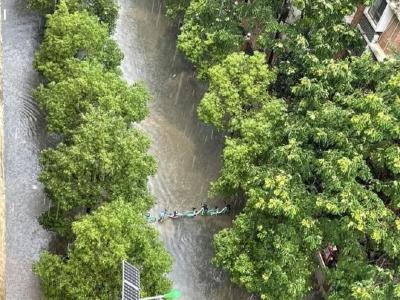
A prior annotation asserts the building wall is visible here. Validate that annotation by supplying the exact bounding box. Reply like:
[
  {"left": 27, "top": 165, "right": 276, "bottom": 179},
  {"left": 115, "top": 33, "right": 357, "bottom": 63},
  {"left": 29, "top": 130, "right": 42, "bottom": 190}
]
[
  {"left": 376, "top": 4, "right": 394, "bottom": 32},
  {"left": 351, "top": 5, "right": 366, "bottom": 26},
  {"left": 378, "top": 15, "right": 400, "bottom": 53}
]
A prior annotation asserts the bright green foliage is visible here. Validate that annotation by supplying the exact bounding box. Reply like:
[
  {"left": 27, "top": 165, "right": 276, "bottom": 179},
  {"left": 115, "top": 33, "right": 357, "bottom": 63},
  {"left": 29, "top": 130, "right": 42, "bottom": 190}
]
[
  {"left": 214, "top": 202, "right": 316, "bottom": 299},
  {"left": 34, "top": 60, "right": 149, "bottom": 137},
  {"left": 198, "top": 52, "right": 276, "bottom": 132},
  {"left": 31, "top": 0, "right": 173, "bottom": 295},
  {"left": 34, "top": 1, "right": 122, "bottom": 81},
  {"left": 177, "top": 0, "right": 243, "bottom": 78},
  {"left": 39, "top": 110, "right": 156, "bottom": 236},
  {"left": 204, "top": 54, "right": 400, "bottom": 299},
  {"left": 28, "top": 0, "right": 119, "bottom": 30},
  {"left": 172, "top": 0, "right": 399, "bottom": 298},
  {"left": 34, "top": 200, "right": 172, "bottom": 300}
]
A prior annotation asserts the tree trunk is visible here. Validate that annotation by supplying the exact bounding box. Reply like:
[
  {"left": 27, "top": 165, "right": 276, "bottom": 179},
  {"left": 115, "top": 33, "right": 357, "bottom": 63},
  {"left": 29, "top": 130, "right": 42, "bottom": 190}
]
[{"left": 267, "top": 0, "right": 291, "bottom": 66}]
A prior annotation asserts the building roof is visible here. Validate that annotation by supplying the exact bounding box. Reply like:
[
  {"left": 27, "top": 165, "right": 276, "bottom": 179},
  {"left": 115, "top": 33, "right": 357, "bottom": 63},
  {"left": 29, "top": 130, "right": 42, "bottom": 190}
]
[{"left": 389, "top": 0, "right": 400, "bottom": 19}]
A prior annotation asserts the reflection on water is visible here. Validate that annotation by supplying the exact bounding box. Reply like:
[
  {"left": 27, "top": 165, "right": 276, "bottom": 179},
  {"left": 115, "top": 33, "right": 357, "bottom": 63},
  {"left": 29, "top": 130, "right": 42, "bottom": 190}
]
[{"left": 114, "top": 0, "right": 250, "bottom": 299}]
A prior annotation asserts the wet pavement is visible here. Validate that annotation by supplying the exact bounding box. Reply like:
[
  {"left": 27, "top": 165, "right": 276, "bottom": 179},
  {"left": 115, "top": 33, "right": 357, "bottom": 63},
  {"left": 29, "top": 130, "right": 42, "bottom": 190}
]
[
  {"left": 4, "top": 0, "right": 51, "bottom": 299},
  {"left": 114, "top": 1, "right": 250, "bottom": 299}
]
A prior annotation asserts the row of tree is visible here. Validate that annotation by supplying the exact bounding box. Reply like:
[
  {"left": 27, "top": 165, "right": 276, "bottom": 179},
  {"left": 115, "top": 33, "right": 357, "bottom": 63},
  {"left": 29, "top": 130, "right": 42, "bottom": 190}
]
[
  {"left": 165, "top": 0, "right": 400, "bottom": 299},
  {"left": 29, "top": 1, "right": 172, "bottom": 298}
]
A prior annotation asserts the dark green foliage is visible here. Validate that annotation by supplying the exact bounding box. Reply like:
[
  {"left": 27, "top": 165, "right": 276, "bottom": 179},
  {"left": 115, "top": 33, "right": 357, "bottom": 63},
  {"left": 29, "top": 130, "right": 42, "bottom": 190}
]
[
  {"left": 164, "top": 0, "right": 191, "bottom": 17},
  {"left": 82, "top": 0, "right": 119, "bottom": 30},
  {"left": 177, "top": 0, "right": 364, "bottom": 81},
  {"left": 28, "top": 0, "right": 119, "bottom": 31}
]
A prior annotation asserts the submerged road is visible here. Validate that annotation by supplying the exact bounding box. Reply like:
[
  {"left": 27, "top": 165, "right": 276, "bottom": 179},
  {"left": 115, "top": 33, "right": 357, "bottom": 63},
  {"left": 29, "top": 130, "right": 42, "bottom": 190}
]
[
  {"left": 114, "top": 1, "right": 250, "bottom": 299},
  {"left": 2, "top": 0, "right": 250, "bottom": 299},
  {"left": 4, "top": 0, "right": 51, "bottom": 299}
]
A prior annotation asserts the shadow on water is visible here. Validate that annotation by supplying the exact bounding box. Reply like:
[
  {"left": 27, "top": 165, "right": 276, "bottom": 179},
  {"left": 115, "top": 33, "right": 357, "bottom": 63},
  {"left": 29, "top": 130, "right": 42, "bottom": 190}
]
[{"left": 114, "top": 0, "right": 252, "bottom": 299}]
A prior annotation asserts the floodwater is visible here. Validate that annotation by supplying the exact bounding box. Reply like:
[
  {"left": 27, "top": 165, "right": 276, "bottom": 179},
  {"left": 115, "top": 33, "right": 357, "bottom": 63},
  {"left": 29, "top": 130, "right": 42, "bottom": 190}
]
[
  {"left": 4, "top": 0, "right": 51, "bottom": 299},
  {"left": 3, "top": 0, "right": 251, "bottom": 298},
  {"left": 114, "top": 0, "right": 250, "bottom": 299}
]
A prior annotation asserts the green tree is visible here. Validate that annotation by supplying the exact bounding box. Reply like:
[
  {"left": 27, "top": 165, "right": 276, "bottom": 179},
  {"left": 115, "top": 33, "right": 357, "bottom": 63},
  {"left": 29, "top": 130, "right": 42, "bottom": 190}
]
[
  {"left": 164, "top": 0, "right": 191, "bottom": 17},
  {"left": 34, "top": 200, "right": 172, "bottom": 300},
  {"left": 203, "top": 54, "right": 400, "bottom": 299},
  {"left": 39, "top": 109, "right": 156, "bottom": 236},
  {"left": 34, "top": 1, "right": 122, "bottom": 82},
  {"left": 197, "top": 52, "right": 276, "bottom": 132},
  {"left": 34, "top": 60, "right": 149, "bottom": 137},
  {"left": 177, "top": 0, "right": 243, "bottom": 78},
  {"left": 28, "top": 0, "right": 119, "bottom": 30},
  {"left": 177, "top": 0, "right": 364, "bottom": 80},
  {"left": 82, "top": 0, "right": 119, "bottom": 30},
  {"left": 268, "top": 0, "right": 365, "bottom": 96},
  {"left": 31, "top": 0, "right": 174, "bottom": 297}
]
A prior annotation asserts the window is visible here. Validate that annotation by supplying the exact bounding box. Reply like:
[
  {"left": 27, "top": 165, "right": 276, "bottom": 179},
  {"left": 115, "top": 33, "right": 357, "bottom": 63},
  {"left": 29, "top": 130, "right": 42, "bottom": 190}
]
[{"left": 369, "top": 0, "right": 387, "bottom": 24}]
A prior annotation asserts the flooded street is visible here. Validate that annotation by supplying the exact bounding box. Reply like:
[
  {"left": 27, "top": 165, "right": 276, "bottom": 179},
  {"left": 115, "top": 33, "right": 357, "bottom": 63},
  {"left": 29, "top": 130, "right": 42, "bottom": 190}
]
[
  {"left": 114, "top": 1, "right": 249, "bottom": 299},
  {"left": 3, "top": 0, "right": 249, "bottom": 298},
  {"left": 4, "top": 0, "right": 51, "bottom": 299}
]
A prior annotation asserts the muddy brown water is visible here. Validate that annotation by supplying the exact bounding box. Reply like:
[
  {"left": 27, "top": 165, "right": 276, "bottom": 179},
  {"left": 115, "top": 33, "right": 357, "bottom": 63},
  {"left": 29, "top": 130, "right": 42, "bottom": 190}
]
[{"left": 114, "top": 0, "right": 250, "bottom": 299}]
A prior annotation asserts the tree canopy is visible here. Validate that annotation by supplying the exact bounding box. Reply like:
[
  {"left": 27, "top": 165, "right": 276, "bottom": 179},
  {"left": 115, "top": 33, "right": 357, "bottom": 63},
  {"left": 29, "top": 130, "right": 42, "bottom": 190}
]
[
  {"left": 29, "top": 0, "right": 400, "bottom": 298},
  {"left": 34, "top": 1, "right": 122, "bottom": 81},
  {"left": 167, "top": 1, "right": 400, "bottom": 298},
  {"left": 28, "top": 0, "right": 119, "bottom": 30},
  {"left": 198, "top": 52, "right": 276, "bottom": 132},
  {"left": 177, "top": 0, "right": 242, "bottom": 78},
  {"left": 164, "top": 0, "right": 191, "bottom": 17},
  {"left": 34, "top": 200, "right": 172, "bottom": 300},
  {"left": 175, "top": 0, "right": 364, "bottom": 80},
  {"left": 39, "top": 110, "right": 156, "bottom": 236},
  {"left": 34, "top": 60, "right": 149, "bottom": 137},
  {"left": 32, "top": 0, "right": 173, "bottom": 298},
  {"left": 203, "top": 52, "right": 400, "bottom": 299}
]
